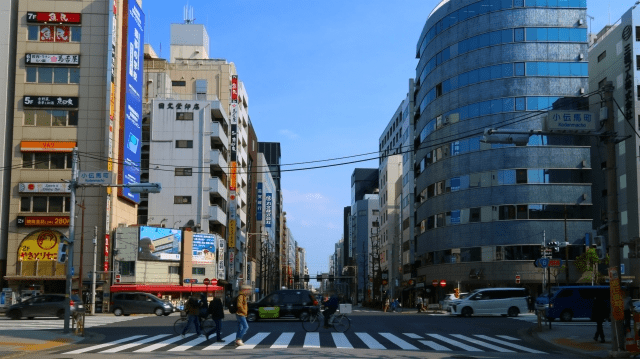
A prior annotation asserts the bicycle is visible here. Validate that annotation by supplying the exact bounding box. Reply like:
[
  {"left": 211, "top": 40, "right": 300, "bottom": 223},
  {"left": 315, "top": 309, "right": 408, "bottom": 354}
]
[
  {"left": 390, "top": 303, "right": 403, "bottom": 313},
  {"left": 173, "top": 312, "right": 216, "bottom": 335},
  {"left": 302, "top": 307, "right": 350, "bottom": 333}
]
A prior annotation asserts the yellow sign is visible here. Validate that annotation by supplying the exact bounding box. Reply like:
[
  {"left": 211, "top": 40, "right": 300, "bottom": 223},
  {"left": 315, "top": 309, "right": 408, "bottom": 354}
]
[
  {"left": 18, "top": 230, "right": 63, "bottom": 261},
  {"left": 609, "top": 267, "right": 625, "bottom": 321},
  {"left": 228, "top": 220, "right": 236, "bottom": 249}
]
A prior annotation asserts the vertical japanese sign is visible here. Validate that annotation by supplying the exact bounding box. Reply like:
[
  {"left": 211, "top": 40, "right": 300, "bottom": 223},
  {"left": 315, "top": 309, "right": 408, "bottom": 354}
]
[
  {"left": 265, "top": 193, "right": 273, "bottom": 227},
  {"left": 106, "top": 0, "right": 117, "bottom": 175},
  {"left": 609, "top": 267, "right": 625, "bottom": 321},
  {"left": 217, "top": 238, "right": 226, "bottom": 279},
  {"left": 256, "top": 183, "right": 263, "bottom": 220},
  {"left": 228, "top": 75, "right": 239, "bottom": 280},
  {"left": 118, "top": 0, "right": 144, "bottom": 203}
]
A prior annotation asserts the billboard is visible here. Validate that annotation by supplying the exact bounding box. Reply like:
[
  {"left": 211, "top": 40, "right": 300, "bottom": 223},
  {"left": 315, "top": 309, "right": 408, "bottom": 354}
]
[
  {"left": 138, "top": 226, "right": 181, "bottom": 261},
  {"left": 192, "top": 233, "right": 216, "bottom": 265},
  {"left": 119, "top": 1, "right": 144, "bottom": 203}
]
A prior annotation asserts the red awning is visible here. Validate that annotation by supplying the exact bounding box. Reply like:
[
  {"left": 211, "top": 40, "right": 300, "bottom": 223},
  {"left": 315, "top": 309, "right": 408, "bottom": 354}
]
[{"left": 110, "top": 284, "right": 224, "bottom": 293}]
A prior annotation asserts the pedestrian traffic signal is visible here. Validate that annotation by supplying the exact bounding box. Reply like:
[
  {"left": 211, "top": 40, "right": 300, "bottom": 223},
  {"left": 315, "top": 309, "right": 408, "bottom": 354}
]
[
  {"left": 593, "top": 236, "right": 607, "bottom": 260},
  {"left": 454, "top": 288, "right": 460, "bottom": 298},
  {"left": 57, "top": 241, "right": 68, "bottom": 263}
]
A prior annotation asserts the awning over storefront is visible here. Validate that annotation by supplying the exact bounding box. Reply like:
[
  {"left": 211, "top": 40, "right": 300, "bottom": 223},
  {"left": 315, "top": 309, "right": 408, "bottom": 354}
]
[
  {"left": 4, "top": 276, "right": 65, "bottom": 281},
  {"left": 110, "top": 284, "right": 224, "bottom": 293}
]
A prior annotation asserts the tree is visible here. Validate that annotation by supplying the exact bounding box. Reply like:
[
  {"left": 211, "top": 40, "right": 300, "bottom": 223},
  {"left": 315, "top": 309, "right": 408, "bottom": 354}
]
[{"left": 573, "top": 248, "right": 609, "bottom": 285}]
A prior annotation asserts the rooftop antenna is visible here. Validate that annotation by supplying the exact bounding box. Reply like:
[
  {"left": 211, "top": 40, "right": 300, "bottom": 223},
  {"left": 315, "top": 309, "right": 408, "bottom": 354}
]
[{"left": 183, "top": 4, "right": 195, "bottom": 24}]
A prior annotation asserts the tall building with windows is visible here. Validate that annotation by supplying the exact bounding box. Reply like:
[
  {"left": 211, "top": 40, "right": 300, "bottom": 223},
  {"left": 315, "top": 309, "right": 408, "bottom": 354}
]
[{"left": 414, "top": 0, "right": 592, "bottom": 298}]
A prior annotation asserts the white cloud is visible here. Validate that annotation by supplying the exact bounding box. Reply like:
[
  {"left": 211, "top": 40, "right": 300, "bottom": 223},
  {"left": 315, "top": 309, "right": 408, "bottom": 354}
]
[{"left": 279, "top": 129, "right": 300, "bottom": 140}]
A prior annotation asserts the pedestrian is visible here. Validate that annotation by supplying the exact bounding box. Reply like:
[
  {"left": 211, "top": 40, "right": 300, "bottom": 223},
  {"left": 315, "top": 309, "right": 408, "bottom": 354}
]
[
  {"left": 416, "top": 296, "right": 424, "bottom": 313},
  {"left": 205, "top": 291, "right": 225, "bottom": 342},
  {"left": 199, "top": 293, "right": 209, "bottom": 320},
  {"left": 391, "top": 298, "right": 399, "bottom": 312},
  {"left": 624, "top": 291, "right": 633, "bottom": 332},
  {"left": 592, "top": 295, "right": 609, "bottom": 343},
  {"left": 527, "top": 296, "right": 535, "bottom": 313},
  {"left": 234, "top": 285, "right": 252, "bottom": 346},
  {"left": 181, "top": 296, "right": 203, "bottom": 338},
  {"left": 383, "top": 297, "right": 390, "bottom": 312},
  {"left": 323, "top": 291, "right": 339, "bottom": 328}
]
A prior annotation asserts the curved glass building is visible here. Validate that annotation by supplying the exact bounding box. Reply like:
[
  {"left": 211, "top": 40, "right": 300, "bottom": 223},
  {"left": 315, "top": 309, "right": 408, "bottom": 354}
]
[{"left": 414, "top": 0, "right": 592, "bottom": 294}]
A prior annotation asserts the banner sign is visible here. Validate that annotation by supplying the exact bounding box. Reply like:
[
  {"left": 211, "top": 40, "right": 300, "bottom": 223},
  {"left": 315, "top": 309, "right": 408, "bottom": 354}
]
[
  {"left": 257, "top": 183, "right": 263, "bottom": 220},
  {"left": 17, "top": 216, "right": 70, "bottom": 227},
  {"left": 26, "top": 53, "right": 79, "bottom": 65},
  {"left": 231, "top": 75, "right": 238, "bottom": 102},
  {"left": 119, "top": 1, "right": 144, "bottom": 203},
  {"left": 27, "top": 12, "right": 81, "bottom": 23},
  {"left": 228, "top": 220, "right": 236, "bottom": 249},
  {"left": 36, "top": 25, "right": 72, "bottom": 42},
  {"left": 23, "top": 96, "right": 78, "bottom": 108},
  {"left": 104, "top": 234, "right": 110, "bottom": 271},
  {"left": 20, "top": 141, "right": 76, "bottom": 152},
  {"left": 609, "top": 267, "right": 625, "bottom": 321},
  {"left": 265, "top": 193, "right": 273, "bottom": 227},
  {"left": 192, "top": 233, "right": 216, "bottom": 264},
  {"left": 217, "top": 238, "right": 226, "bottom": 279},
  {"left": 230, "top": 162, "right": 237, "bottom": 191},
  {"left": 18, "top": 230, "right": 63, "bottom": 261},
  {"left": 19, "top": 183, "right": 70, "bottom": 193}
]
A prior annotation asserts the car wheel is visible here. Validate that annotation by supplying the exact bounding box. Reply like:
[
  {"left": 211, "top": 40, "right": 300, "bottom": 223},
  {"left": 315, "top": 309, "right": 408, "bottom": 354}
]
[
  {"left": 508, "top": 307, "right": 519, "bottom": 317},
  {"left": 560, "top": 310, "right": 573, "bottom": 322},
  {"left": 7, "top": 309, "right": 21, "bottom": 320},
  {"left": 299, "top": 311, "right": 310, "bottom": 322},
  {"left": 154, "top": 308, "right": 164, "bottom": 316},
  {"left": 57, "top": 309, "right": 65, "bottom": 319},
  {"left": 113, "top": 308, "right": 124, "bottom": 316},
  {"left": 247, "top": 312, "right": 258, "bottom": 322},
  {"left": 461, "top": 307, "right": 473, "bottom": 317}
]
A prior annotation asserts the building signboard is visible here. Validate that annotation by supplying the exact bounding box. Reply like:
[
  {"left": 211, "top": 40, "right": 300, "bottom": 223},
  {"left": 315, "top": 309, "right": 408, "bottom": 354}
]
[
  {"left": 20, "top": 141, "right": 76, "bottom": 152},
  {"left": 192, "top": 233, "right": 216, "bottom": 264},
  {"left": 231, "top": 75, "right": 238, "bottom": 102},
  {"left": 23, "top": 96, "right": 78, "bottom": 108},
  {"left": 138, "top": 226, "right": 181, "bottom": 261},
  {"left": 118, "top": 1, "right": 144, "bottom": 203},
  {"left": 18, "top": 230, "right": 63, "bottom": 261},
  {"left": 265, "top": 193, "right": 273, "bottom": 227},
  {"left": 78, "top": 171, "right": 113, "bottom": 185},
  {"left": 228, "top": 220, "right": 236, "bottom": 249},
  {"left": 18, "top": 183, "right": 70, "bottom": 193},
  {"left": 623, "top": 26, "right": 634, "bottom": 122},
  {"left": 217, "top": 239, "right": 226, "bottom": 279},
  {"left": 545, "top": 111, "right": 595, "bottom": 132},
  {"left": 17, "top": 216, "right": 70, "bottom": 227},
  {"left": 25, "top": 54, "right": 79, "bottom": 65},
  {"left": 27, "top": 12, "right": 81, "bottom": 23},
  {"left": 256, "top": 183, "right": 263, "bottom": 220}
]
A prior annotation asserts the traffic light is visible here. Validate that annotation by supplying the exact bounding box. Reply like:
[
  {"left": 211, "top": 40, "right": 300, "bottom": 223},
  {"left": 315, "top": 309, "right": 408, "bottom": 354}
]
[
  {"left": 454, "top": 288, "right": 460, "bottom": 298},
  {"left": 57, "top": 240, "right": 68, "bottom": 263},
  {"left": 328, "top": 275, "right": 334, "bottom": 282},
  {"left": 316, "top": 275, "right": 322, "bottom": 281},
  {"left": 294, "top": 275, "right": 300, "bottom": 282},
  {"left": 304, "top": 275, "right": 309, "bottom": 282},
  {"left": 548, "top": 241, "right": 559, "bottom": 252},
  {"left": 593, "top": 236, "right": 607, "bottom": 260}
]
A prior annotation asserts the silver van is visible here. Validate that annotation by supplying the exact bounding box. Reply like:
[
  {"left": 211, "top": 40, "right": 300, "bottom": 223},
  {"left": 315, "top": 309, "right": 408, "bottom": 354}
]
[
  {"left": 111, "top": 292, "right": 174, "bottom": 316},
  {"left": 450, "top": 288, "right": 528, "bottom": 317}
]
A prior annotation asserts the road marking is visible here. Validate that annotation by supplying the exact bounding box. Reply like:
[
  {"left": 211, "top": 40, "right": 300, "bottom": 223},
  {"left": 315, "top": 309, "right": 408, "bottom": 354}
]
[
  {"left": 355, "top": 333, "right": 386, "bottom": 350},
  {"left": 167, "top": 335, "right": 207, "bottom": 351},
  {"left": 237, "top": 332, "right": 269, "bottom": 349},
  {"left": 379, "top": 333, "right": 418, "bottom": 350},
  {"left": 303, "top": 332, "right": 320, "bottom": 348},
  {"left": 451, "top": 334, "right": 515, "bottom": 352},
  {"left": 419, "top": 340, "right": 451, "bottom": 351},
  {"left": 271, "top": 332, "right": 294, "bottom": 349},
  {"left": 63, "top": 335, "right": 146, "bottom": 354},
  {"left": 133, "top": 334, "right": 194, "bottom": 352},
  {"left": 100, "top": 334, "right": 170, "bottom": 353},
  {"left": 202, "top": 334, "right": 236, "bottom": 350},
  {"left": 474, "top": 335, "right": 546, "bottom": 353},
  {"left": 331, "top": 333, "right": 353, "bottom": 349},
  {"left": 427, "top": 334, "right": 483, "bottom": 351},
  {"left": 496, "top": 335, "right": 520, "bottom": 341},
  {"left": 404, "top": 333, "right": 423, "bottom": 339}
]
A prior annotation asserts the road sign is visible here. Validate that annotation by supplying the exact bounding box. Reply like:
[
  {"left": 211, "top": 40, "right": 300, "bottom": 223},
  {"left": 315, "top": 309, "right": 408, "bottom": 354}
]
[
  {"left": 549, "top": 259, "right": 562, "bottom": 267},
  {"left": 515, "top": 275, "right": 521, "bottom": 284},
  {"left": 439, "top": 280, "right": 447, "bottom": 287},
  {"left": 78, "top": 171, "right": 113, "bottom": 185},
  {"left": 71, "top": 267, "right": 74, "bottom": 275},
  {"left": 536, "top": 258, "right": 550, "bottom": 268},
  {"left": 545, "top": 111, "right": 595, "bottom": 133},
  {"left": 203, "top": 278, "right": 210, "bottom": 286},
  {"left": 432, "top": 280, "right": 438, "bottom": 287},
  {"left": 115, "top": 274, "right": 121, "bottom": 283}
]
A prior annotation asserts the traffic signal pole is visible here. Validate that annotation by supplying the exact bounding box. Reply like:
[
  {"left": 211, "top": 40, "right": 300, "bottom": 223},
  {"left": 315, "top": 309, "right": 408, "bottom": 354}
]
[{"left": 64, "top": 148, "right": 79, "bottom": 333}]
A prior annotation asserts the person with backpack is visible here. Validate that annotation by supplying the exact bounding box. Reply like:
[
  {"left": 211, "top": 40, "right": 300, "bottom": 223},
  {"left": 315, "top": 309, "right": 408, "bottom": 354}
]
[
  {"left": 181, "top": 296, "right": 203, "bottom": 338},
  {"left": 232, "top": 285, "right": 251, "bottom": 346},
  {"left": 204, "top": 291, "right": 225, "bottom": 342}
]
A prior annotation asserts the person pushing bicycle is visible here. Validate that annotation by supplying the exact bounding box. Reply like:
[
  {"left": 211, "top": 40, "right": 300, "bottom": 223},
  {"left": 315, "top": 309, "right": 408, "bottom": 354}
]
[{"left": 322, "top": 291, "right": 339, "bottom": 329}]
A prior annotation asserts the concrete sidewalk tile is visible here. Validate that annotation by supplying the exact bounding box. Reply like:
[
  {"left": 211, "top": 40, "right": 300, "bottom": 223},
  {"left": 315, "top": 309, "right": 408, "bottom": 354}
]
[{"left": 553, "top": 337, "right": 608, "bottom": 352}]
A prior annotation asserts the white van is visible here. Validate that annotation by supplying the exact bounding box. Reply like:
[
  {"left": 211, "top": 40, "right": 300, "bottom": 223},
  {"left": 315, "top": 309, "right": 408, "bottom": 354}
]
[{"left": 450, "top": 288, "right": 528, "bottom": 317}]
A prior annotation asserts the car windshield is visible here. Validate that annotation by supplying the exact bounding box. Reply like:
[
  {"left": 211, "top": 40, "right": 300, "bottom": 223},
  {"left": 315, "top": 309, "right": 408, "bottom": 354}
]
[{"left": 458, "top": 293, "right": 469, "bottom": 299}]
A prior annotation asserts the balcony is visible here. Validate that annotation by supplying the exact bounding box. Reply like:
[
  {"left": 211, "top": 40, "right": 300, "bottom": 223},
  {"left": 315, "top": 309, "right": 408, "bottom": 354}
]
[
  {"left": 210, "top": 122, "right": 228, "bottom": 149},
  {"left": 210, "top": 150, "right": 228, "bottom": 173},
  {"left": 209, "top": 177, "right": 227, "bottom": 198},
  {"left": 208, "top": 205, "right": 227, "bottom": 225}
]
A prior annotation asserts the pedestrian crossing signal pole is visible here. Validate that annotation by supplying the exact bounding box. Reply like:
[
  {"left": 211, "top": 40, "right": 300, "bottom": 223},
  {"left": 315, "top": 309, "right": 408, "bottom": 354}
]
[{"left": 64, "top": 147, "right": 78, "bottom": 333}]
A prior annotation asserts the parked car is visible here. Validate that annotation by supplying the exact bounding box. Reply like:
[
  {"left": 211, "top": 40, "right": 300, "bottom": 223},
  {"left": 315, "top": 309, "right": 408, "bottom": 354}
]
[
  {"left": 110, "top": 292, "right": 174, "bottom": 316},
  {"left": 6, "top": 294, "right": 84, "bottom": 319},
  {"left": 443, "top": 292, "right": 468, "bottom": 312},
  {"left": 247, "top": 289, "right": 318, "bottom": 322},
  {"left": 545, "top": 285, "right": 610, "bottom": 322},
  {"left": 450, "top": 288, "right": 528, "bottom": 317}
]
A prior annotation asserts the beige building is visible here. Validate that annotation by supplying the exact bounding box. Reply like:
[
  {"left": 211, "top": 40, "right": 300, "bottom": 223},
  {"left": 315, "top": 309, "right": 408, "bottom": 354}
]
[{"left": 4, "top": 0, "right": 144, "bottom": 311}]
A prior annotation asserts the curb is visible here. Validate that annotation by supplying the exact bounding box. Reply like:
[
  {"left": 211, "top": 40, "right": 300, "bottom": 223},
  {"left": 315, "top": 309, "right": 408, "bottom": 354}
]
[{"left": 527, "top": 326, "right": 606, "bottom": 359}]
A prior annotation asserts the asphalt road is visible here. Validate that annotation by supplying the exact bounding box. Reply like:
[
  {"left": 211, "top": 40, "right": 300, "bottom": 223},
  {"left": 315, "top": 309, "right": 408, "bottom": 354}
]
[{"left": 36, "top": 310, "right": 580, "bottom": 358}]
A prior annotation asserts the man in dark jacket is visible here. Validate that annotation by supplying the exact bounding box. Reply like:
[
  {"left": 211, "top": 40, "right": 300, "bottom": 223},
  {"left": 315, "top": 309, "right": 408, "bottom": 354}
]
[
  {"left": 181, "top": 296, "right": 203, "bottom": 338},
  {"left": 592, "top": 295, "right": 609, "bottom": 343},
  {"left": 205, "top": 291, "right": 225, "bottom": 342},
  {"left": 323, "top": 291, "right": 339, "bottom": 329}
]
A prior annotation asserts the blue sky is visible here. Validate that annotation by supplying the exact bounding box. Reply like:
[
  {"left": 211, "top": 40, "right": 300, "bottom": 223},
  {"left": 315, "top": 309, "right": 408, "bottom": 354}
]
[{"left": 145, "top": 0, "right": 631, "bottom": 277}]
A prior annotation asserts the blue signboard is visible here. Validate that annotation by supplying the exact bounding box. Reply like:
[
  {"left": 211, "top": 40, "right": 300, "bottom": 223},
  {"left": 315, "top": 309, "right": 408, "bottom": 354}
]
[
  {"left": 192, "top": 233, "right": 216, "bottom": 264},
  {"left": 265, "top": 192, "right": 273, "bottom": 227},
  {"left": 257, "top": 183, "right": 263, "bottom": 221},
  {"left": 121, "top": 2, "right": 144, "bottom": 203}
]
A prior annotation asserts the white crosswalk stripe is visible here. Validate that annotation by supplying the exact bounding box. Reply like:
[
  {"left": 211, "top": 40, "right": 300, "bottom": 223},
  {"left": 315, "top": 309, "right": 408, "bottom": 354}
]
[
  {"left": 59, "top": 331, "right": 547, "bottom": 354},
  {"left": 0, "top": 315, "right": 144, "bottom": 331}
]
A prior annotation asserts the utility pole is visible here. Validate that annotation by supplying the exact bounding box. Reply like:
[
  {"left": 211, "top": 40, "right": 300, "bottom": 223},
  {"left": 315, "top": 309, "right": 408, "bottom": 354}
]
[
  {"left": 564, "top": 205, "right": 569, "bottom": 285},
  {"left": 91, "top": 226, "right": 97, "bottom": 315},
  {"left": 77, "top": 200, "right": 85, "bottom": 303},
  {"left": 603, "top": 82, "right": 624, "bottom": 351},
  {"left": 64, "top": 147, "right": 78, "bottom": 333}
]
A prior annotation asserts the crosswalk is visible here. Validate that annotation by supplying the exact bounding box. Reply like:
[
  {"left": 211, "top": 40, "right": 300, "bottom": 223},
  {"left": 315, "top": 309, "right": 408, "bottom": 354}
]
[
  {"left": 0, "top": 315, "right": 144, "bottom": 331},
  {"left": 509, "top": 313, "right": 600, "bottom": 326},
  {"left": 60, "top": 331, "right": 547, "bottom": 354}
]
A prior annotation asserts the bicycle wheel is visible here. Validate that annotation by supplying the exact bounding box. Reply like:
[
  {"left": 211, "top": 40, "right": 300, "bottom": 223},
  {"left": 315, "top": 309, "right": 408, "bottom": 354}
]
[
  {"left": 201, "top": 318, "right": 215, "bottom": 333},
  {"left": 302, "top": 313, "right": 321, "bottom": 332},
  {"left": 174, "top": 317, "right": 188, "bottom": 335},
  {"left": 333, "top": 315, "right": 350, "bottom": 333}
]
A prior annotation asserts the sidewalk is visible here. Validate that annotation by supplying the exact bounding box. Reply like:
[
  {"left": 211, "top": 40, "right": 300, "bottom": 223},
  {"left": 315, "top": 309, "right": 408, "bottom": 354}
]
[
  {"left": 532, "top": 321, "right": 639, "bottom": 358},
  {"left": 0, "top": 329, "right": 93, "bottom": 358}
]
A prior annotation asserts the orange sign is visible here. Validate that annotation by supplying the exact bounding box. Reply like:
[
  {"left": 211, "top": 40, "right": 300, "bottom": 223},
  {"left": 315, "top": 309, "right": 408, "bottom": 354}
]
[
  {"left": 230, "top": 162, "right": 237, "bottom": 191},
  {"left": 18, "top": 230, "right": 63, "bottom": 261},
  {"left": 17, "top": 216, "right": 70, "bottom": 227},
  {"left": 20, "top": 141, "right": 76, "bottom": 152},
  {"left": 609, "top": 267, "right": 625, "bottom": 321}
]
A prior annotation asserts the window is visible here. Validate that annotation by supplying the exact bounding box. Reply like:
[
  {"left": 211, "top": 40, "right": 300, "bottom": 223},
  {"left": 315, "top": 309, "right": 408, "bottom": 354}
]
[
  {"left": 174, "top": 168, "right": 192, "bottom": 176},
  {"left": 20, "top": 196, "right": 70, "bottom": 213},
  {"left": 168, "top": 266, "right": 179, "bottom": 274},
  {"left": 27, "top": 25, "right": 81, "bottom": 42},
  {"left": 515, "top": 62, "right": 525, "bottom": 76},
  {"left": 596, "top": 50, "right": 607, "bottom": 63},
  {"left": 192, "top": 267, "right": 205, "bottom": 275},
  {"left": 174, "top": 196, "right": 192, "bottom": 204},
  {"left": 27, "top": 26, "right": 38, "bottom": 40},
  {"left": 26, "top": 67, "right": 79, "bottom": 84},
  {"left": 175, "top": 140, "right": 193, "bottom": 148},
  {"left": 176, "top": 112, "right": 193, "bottom": 121},
  {"left": 598, "top": 78, "right": 608, "bottom": 89},
  {"left": 120, "top": 261, "right": 135, "bottom": 276},
  {"left": 435, "top": 83, "right": 443, "bottom": 97},
  {"left": 499, "top": 205, "right": 516, "bottom": 220},
  {"left": 22, "top": 152, "right": 72, "bottom": 169},
  {"left": 24, "top": 110, "right": 78, "bottom": 127},
  {"left": 469, "top": 207, "right": 481, "bottom": 222},
  {"left": 172, "top": 80, "right": 186, "bottom": 86}
]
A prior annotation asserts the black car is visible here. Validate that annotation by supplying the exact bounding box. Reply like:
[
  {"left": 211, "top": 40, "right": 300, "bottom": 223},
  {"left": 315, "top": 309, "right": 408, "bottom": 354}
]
[
  {"left": 111, "top": 292, "right": 174, "bottom": 316},
  {"left": 247, "top": 289, "right": 318, "bottom": 322},
  {"left": 6, "top": 294, "right": 84, "bottom": 319}
]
